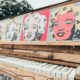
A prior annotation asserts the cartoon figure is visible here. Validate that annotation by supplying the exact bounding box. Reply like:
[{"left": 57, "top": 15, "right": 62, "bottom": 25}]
[
  {"left": 50, "top": 5, "right": 80, "bottom": 41},
  {"left": 5, "top": 21, "right": 18, "bottom": 41},
  {"left": 23, "top": 13, "right": 46, "bottom": 41}
]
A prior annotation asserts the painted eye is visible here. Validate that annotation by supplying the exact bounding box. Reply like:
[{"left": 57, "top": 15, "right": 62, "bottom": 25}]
[
  {"left": 53, "top": 22, "right": 59, "bottom": 26},
  {"left": 39, "top": 26, "right": 41, "bottom": 29},
  {"left": 12, "top": 29, "right": 15, "bottom": 31},
  {"left": 24, "top": 23, "right": 29, "bottom": 30},
  {"left": 65, "top": 19, "right": 74, "bottom": 24},
  {"left": 24, "top": 23, "right": 28, "bottom": 27},
  {"left": 24, "top": 27, "right": 29, "bottom": 30},
  {"left": 12, "top": 28, "right": 15, "bottom": 31},
  {"left": 33, "top": 24, "right": 37, "bottom": 29}
]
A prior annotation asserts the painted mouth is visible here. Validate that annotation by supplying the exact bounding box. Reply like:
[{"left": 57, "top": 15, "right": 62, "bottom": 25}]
[
  {"left": 27, "top": 33, "right": 32, "bottom": 38},
  {"left": 8, "top": 35, "right": 12, "bottom": 38},
  {"left": 57, "top": 32, "right": 65, "bottom": 37}
]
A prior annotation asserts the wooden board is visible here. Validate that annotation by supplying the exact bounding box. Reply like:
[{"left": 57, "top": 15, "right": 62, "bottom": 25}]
[
  {"left": 75, "top": 66, "right": 80, "bottom": 80},
  {"left": 0, "top": 49, "right": 79, "bottom": 67},
  {"left": 0, "top": 41, "right": 80, "bottom": 46},
  {"left": 0, "top": 62, "right": 53, "bottom": 80},
  {"left": 0, "top": 48, "right": 80, "bottom": 64},
  {"left": 0, "top": 44, "right": 80, "bottom": 55}
]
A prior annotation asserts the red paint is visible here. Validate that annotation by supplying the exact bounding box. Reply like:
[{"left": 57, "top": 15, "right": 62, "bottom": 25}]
[
  {"left": 52, "top": 12, "right": 75, "bottom": 40},
  {"left": 39, "top": 9, "right": 50, "bottom": 41},
  {"left": 20, "top": 9, "right": 50, "bottom": 41}
]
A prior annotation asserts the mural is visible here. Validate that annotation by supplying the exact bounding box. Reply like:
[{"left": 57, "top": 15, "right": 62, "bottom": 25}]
[
  {"left": 20, "top": 9, "right": 49, "bottom": 41},
  {"left": 2, "top": 16, "right": 22, "bottom": 41},
  {"left": 47, "top": 2, "right": 80, "bottom": 41},
  {"left": 5, "top": 21, "right": 18, "bottom": 41},
  {"left": 0, "top": 23, "right": 4, "bottom": 40},
  {"left": 0, "top": 2, "right": 80, "bottom": 42}
]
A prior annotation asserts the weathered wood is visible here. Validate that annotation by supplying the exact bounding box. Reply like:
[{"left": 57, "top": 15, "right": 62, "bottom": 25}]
[
  {"left": 13, "top": 45, "right": 53, "bottom": 52},
  {"left": 12, "top": 56, "right": 79, "bottom": 68},
  {"left": 0, "top": 41, "right": 80, "bottom": 46},
  {"left": 0, "top": 44, "right": 80, "bottom": 55},
  {"left": 14, "top": 45, "right": 80, "bottom": 55},
  {"left": 76, "top": 66, "right": 80, "bottom": 76},
  {"left": 0, "top": 62, "right": 54, "bottom": 80},
  {"left": 75, "top": 76, "right": 80, "bottom": 80},
  {"left": 12, "top": 50, "right": 50, "bottom": 59},
  {"left": 0, "top": 48, "right": 80, "bottom": 67},
  {"left": 53, "top": 53, "right": 80, "bottom": 64},
  {"left": 0, "top": 48, "right": 12, "bottom": 55},
  {"left": 0, "top": 48, "right": 80, "bottom": 63},
  {"left": 0, "top": 58, "right": 79, "bottom": 80},
  {"left": 0, "top": 44, "right": 13, "bottom": 49},
  {"left": 75, "top": 66, "right": 80, "bottom": 80}
]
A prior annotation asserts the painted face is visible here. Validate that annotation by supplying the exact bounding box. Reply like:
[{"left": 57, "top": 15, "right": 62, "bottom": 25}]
[
  {"left": 24, "top": 18, "right": 38, "bottom": 41},
  {"left": 52, "top": 12, "right": 75, "bottom": 40},
  {"left": 6, "top": 23, "right": 16, "bottom": 41}
]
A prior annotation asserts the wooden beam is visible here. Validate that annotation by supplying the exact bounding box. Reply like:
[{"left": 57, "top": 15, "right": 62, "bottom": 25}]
[
  {"left": 0, "top": 48, "right": 80, "bottom": 66},
  {"left": 19, "top": 57, "right": 79, "bottom": 68},
  {"left": 1, "top": 41, "right": 80, "bottom": 46}
]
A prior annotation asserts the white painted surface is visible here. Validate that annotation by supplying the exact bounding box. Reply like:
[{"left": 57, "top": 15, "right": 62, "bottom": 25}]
[
  {"left": 26, "top": 0, "right": 68, "bottom": 9},
  {"left": 0, "top": 0, "right": 68, "bottom": 9}
]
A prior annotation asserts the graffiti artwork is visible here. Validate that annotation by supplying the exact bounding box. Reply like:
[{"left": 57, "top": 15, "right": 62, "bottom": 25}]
[
  {"left": 20, "top": 9, "right": 49, "bottom": 41},
  {"left": 48, "top": 2, "right": 80, "bottom": 41}
]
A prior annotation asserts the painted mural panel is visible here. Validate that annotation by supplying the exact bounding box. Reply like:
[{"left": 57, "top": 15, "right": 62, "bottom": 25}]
[
  {"left": 0, "top": 1, "right": 80, "bottom": 44},
  {"left": 0, "top": 22, "right": 4, "bottom": 40},
  {"left": 20, "top": 9, "right": 49, "bottom": 41},
  {"left": 0, "top": 20, "right": 8, "bottom": 41},
  {"left": 0, "top": 15, "right": 23, "bottom": 41},
  {"left": 47, "top": 2, "right": 80, "bottom": 41}
]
